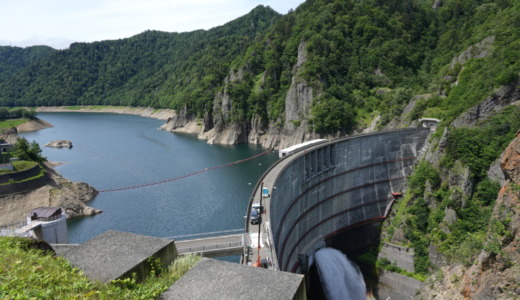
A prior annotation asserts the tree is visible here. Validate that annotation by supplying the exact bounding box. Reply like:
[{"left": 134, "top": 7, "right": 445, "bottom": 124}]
[
  {"left": 311, "top": 96, "right": 355, "bottom": 133},
  {"left": 12, "top": 138, "right": 46, "bottom": 164}
]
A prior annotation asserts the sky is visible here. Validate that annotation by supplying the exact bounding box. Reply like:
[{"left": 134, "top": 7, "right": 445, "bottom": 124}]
[{"left": 0, "top": 0, "right": 306, "bottom": 50}]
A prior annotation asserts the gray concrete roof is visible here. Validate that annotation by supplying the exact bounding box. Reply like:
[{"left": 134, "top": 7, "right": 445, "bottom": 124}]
[
  {"left": 160, "top": 258, "right": 305, "bottom": 300},
  {"left": 62, "top": 230, "right": 175, "bottom": 283}
]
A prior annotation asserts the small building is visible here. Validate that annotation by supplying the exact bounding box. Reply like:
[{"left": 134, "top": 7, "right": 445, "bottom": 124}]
[
  {"left": 0, "top": 139, "right": 13, "bottom": 165},
  {"left": 23, "top": 207, "right": 68, "bottom": 244},
  {"left": 0, "top": 139, "right": 12, "bottom": 153},
  {"left": 419, "top": 118, "right": 441, "bottom": 131}
]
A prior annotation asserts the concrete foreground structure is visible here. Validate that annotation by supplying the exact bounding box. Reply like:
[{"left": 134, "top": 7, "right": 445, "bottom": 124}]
[
  {"left": 62, "top": 230, "right": 177, "bottom": 283},
  {"left": 160, "top": 258, "right": 306, "bottom": 300}
]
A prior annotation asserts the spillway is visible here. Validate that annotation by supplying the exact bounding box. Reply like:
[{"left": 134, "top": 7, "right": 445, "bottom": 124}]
[{"left": 315, "top": 247, "right": 366, "bottom": 300}]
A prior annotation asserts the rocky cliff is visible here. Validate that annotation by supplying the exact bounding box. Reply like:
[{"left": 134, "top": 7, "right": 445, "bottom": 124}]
[
  {"left": 416, "top": 132, "right": 520, "bottom": 299},
  {"left": 160, "top": 40, "right": 321, "bottom": 150}
]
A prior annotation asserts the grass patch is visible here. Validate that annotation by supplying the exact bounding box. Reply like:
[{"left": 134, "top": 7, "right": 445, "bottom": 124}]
[
  {"left": 0, "top": 119, "right": 29, "bottom": 129},
  {"left": 0, "top": 237, "right": 201, "bottom": 299},
  {"left": 12, "top": 160, "right": 38, "bottom": 171},
  {"left": 0, "top": 161, "right": 38, "bottom": 174}
]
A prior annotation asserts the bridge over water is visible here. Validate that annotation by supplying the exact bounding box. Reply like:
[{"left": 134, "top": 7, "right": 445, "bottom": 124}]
[{"left": 244, "top": 128, "right": 431, "bottom": 273}]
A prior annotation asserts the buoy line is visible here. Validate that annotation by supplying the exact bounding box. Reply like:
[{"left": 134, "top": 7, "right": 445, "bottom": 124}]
[{"left": 99, "top": 148, "right": 273, "bottom": 193}]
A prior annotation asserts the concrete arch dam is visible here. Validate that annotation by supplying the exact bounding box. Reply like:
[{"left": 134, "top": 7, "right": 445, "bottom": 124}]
[{"left": 264, "top": 128, "right": 430, "bottom": 273}]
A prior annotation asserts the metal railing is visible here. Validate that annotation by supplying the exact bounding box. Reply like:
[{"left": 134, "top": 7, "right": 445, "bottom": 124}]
[
  {"left": 163, "top": 228, "right": 244, "bottom": 241},
  {"left": 0, "top": 221, "right": 30, "bottom": 237},
  {"left": 177, "top": 240, "right": 243, "bottom": 254}
]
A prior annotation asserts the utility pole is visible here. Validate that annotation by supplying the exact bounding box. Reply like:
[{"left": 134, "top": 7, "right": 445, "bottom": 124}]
[{"left": 254, "top": 181, "right": 264, "bottom": 267}]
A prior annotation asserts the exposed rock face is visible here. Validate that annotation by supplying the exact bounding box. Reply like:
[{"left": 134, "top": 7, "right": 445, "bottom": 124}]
[
  {"left": 456, "top": 135, "right": 520, "bottom": 299},
  {"left": 45, "top": 140, "right": 73, "bottom": 148},
  {"left": 432, "top": 0, "right": 442, "bottom": 10},
  {"left": 160, "top": 40, "right": 320, "bottom": 150},
  {"left": 450, "top": 36, "right": 495, "bottom": 69},
  {"left": 452, "top": 76, "right": 520, "bottom": 127},
  {"left": 0, "top": 127, "right": 19, "bottom": 144},
  {"left": 0, "top": 164, "right": 100, "bottom": 226},
  {"left": 270, "top": 40, "right": 319, "bottom": 149},
  {"left": 501, "top": 131, "right": 520, "bottom": 183},
  {"left": 47, "top": 165, "right": 101, "bottom": 218},
  {"left": 417, "top": 132, "right": 520, "bottom": 299}
]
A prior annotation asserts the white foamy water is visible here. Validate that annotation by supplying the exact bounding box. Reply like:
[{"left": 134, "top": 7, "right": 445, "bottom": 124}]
[{"left": 315, "top": 247, "right": 366, "bottom": 300}]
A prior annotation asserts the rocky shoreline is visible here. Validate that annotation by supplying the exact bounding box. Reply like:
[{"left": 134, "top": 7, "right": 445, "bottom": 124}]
[
  {"left": 0, "top": 122, "right": 100, "bottom": 227},
  {"left": 15, "top": 117, "right": 53, "bottom": 133}
]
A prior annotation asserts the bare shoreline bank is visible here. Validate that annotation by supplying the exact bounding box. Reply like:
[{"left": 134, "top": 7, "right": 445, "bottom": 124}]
[{"left": 35, "top": 106, "right": 176, "bottom": 120}]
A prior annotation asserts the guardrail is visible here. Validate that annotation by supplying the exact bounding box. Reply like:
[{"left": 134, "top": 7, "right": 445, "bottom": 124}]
[
  {"left": 0, "top": 221, "right": 30, "bottom": 237},
  {"left": 163, "top": 228, "right": 244, "bottom": 241},
  {"left": 177, "top": 241, "right": 243, "bottom": 254}
]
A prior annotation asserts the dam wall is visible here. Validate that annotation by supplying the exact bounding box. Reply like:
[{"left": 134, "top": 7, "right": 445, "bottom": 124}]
[{"left": 269, "top": 128, "right": 430, "bottom": 272}]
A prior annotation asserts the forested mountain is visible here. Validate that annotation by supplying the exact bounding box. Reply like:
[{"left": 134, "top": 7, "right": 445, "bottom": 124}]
[
  {"left": 0, "top": 5, "right": 281, "bottom": 111},
  {"left": 0, "top": 1, "right": 517, "bottom": 138},
  {"left": 1, "top": 1, "right": 520, "bottom": 297},
  {"left": 0, "top": 45, "right": 55, "bottom": 82}
]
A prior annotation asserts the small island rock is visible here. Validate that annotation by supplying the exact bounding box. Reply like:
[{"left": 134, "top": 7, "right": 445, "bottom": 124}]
[{"left": 45, "top": 140, "right": 73, "bottom": 148}]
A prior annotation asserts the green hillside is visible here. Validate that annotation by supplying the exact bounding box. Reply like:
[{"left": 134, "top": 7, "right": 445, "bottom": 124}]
[
  {"left": 0, "top": 5, "right": 281, "bottom": 114},
  {"left": 1, "top": 1, "right": 517, "bottom": 134}
]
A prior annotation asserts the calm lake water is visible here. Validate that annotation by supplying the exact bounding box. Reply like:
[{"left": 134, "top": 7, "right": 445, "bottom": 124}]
[{"left": 20, "top": 112, "right": 278, "bottom": 244}]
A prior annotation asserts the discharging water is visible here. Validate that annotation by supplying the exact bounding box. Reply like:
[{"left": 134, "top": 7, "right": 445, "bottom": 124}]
[
  {"left": 20, "top": 112, "right": 278, "bottom": 243},
  {"left": 315, "top": 248, "right": 367, "bottom": 300}
]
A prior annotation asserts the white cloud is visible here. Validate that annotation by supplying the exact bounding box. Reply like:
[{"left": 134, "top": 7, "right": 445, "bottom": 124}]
[{"left": 0, "top": 0, "right": 305, "bottom": 49}]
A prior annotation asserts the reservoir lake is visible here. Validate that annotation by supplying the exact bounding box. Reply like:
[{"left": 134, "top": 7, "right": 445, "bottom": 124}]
[{"left": 20, "top": 112, "right": 278, "bottom": 244}]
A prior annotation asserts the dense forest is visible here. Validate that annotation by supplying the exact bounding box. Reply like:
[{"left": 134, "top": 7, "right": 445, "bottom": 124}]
[
  {"left": 0, "top": 0, "right": 517, "bottom": 134},
  {"left": 0, "top": 5, "right": 281, "bottom": 113},
  {"left": 1, "top": 0, "right": 519, "bottom": 295}
]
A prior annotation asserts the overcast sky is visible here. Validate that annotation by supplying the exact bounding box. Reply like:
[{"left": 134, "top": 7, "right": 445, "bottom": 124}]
[{"left": 0, "top": 0, "right": 305, "bottom": 50}]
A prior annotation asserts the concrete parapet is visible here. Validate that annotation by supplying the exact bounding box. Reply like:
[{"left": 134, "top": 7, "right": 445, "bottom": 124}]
[
  {"left": 62, "top": 230, "right": 178, "bottom": 283},
  {"left": 160, "top": 258, "right": 306, "bottom": 300}
]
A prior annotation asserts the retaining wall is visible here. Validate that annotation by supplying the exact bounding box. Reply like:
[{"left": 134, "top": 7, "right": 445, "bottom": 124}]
[
  {"left": 0, "top": 164, "right": 41, "bottom": 183},
  {"left": 379, "top": 242, "right": 415, "bottom": 273},
  {"left": 0, "top": 172, "right": 49, "bottom": 195},
  {"left": 269, "top": 128, "right": 430, "bottom": 272}
]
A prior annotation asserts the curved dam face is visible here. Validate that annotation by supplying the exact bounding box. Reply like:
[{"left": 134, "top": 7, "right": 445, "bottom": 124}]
[{"left": 269, "top": 128, "right": 430, "bottom": 273}]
